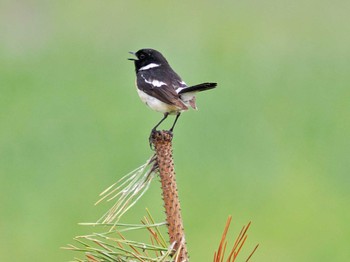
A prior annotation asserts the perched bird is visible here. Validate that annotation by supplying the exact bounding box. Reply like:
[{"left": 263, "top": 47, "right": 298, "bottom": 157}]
[{"left": 128, "top": 48, "right": 217, "bottom": 133}]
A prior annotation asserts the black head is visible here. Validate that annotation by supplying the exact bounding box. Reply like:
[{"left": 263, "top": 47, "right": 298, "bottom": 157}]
[{"left": 128, "top": 48, "right": 169, "bottom": 72}]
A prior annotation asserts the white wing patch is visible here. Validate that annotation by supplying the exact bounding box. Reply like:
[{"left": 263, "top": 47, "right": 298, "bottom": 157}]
[
  {"left": 151, "top": 80, "right": 166, "bottom": 87},
  {"left": 141, "top": 74, "right": 166, "bottom": 87}
]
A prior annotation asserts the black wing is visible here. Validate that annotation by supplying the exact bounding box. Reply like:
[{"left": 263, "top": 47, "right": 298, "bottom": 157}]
[{"left": 137, "top": 71, "right": 187, "bottom": 109}]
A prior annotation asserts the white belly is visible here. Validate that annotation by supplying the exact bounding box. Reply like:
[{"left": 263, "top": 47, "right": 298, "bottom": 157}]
[{"left": 137, "top": 89, "right": 181, "bottom": 114}]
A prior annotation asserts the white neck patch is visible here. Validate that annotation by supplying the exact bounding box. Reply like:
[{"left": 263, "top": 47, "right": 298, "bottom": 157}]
[{"left": 139, "top": 63, "right": 160, "bottom": 71}]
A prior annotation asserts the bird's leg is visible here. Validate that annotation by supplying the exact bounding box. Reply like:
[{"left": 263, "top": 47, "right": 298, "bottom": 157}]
[
  {"left": 169, "top": 112, "right": 181, "bottom": 132},
  {"left": 152, "top": 112, "right": 169, "bottom": 131},
  {"left": 149, "top": 113, "right": 169, "bottom": 149}
]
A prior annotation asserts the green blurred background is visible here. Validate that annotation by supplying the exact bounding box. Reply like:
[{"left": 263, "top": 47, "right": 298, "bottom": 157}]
[{"left": 1, "top": 0, "right": 349, "bottom": 261}]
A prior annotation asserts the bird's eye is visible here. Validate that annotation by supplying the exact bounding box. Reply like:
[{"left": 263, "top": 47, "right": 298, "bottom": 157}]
[{"left": 139, "top": 53, "right": 146, "bottom": 59}]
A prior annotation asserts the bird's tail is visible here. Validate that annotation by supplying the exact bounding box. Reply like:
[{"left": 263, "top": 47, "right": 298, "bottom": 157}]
[{"left": 178, "top": 82, "right": 217, "bottom": 94}]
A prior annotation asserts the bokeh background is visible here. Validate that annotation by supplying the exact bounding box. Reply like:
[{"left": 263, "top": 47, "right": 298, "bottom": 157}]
[{"left": 1, "top": 0, "right": 349, "bottom": 261}]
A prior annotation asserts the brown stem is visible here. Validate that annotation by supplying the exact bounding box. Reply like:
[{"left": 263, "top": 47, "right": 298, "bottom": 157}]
[{"left": 151, "top": 130, "right": 189, "bottom": 261}]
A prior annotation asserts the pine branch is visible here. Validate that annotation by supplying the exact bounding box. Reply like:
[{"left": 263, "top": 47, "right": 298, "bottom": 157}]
[{"left": 151, "top": 130, "right": 189, "bottom": 261}]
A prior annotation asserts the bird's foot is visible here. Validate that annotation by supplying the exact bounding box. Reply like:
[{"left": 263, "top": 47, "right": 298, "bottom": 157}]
[
  {"left": 165, "top": 129, "right": 174, "bottom": 137},
  {"left": 149, "top": 129, "right": 173, "bottom": 150},
  {"left": 149, "top": 129, "right": 157, "bottom": 150}
]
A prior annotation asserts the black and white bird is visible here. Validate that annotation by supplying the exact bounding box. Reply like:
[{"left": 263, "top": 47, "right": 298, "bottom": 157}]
[{"left": 128, "top": 48, "right": 217, "bottom": 133}]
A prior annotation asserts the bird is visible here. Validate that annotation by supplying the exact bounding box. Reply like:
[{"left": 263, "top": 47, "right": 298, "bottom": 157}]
[{"left": 128, "top": 48, "right": 217, "bottom": 135}]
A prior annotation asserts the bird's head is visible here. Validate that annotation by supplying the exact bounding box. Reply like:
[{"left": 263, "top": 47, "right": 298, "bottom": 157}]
[{"left": 128, "top": 49, "right": 168, "bottom": 72}]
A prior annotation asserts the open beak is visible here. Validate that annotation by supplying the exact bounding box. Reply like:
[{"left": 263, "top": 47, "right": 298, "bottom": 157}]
[{"left": 128, "top": 51, "right": 137, "bottom": 61}]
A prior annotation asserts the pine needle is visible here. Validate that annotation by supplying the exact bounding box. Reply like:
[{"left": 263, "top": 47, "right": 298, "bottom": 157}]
[
  {"left": 213, "top": 216, "right": 258, "bottom": 262},
  {"left": 96, "top": 155, "right": 157, "bottom": 228}
]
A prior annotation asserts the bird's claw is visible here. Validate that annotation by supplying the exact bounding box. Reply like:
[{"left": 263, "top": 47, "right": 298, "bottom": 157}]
[
  {"left": 149, "top": 129, "right": 156, "bottom": 150},
  {"left": 149, "top": 129, "right": 174, "bottom": 150}
]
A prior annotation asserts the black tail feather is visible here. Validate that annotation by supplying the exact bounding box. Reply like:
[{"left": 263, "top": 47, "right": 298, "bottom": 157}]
[{"left": 178, "top": 82, "right": 217, "bottom": 94}]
